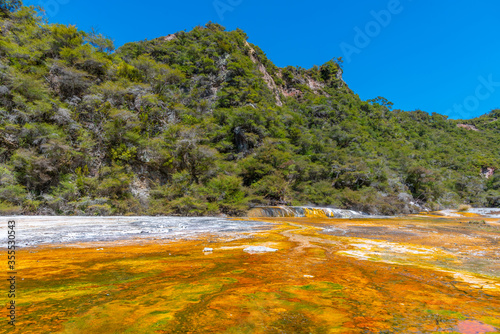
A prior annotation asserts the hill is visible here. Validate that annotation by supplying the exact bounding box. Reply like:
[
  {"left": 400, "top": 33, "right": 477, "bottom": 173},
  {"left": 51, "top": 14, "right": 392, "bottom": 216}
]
[{"left": 0, "top": 6, "right": 499, "bottom": 216}]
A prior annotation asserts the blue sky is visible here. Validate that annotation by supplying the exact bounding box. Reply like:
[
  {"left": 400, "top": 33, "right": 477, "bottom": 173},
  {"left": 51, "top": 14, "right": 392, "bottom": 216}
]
[{"left": 24, "top": 0, "right": 500, "bottom": 119}]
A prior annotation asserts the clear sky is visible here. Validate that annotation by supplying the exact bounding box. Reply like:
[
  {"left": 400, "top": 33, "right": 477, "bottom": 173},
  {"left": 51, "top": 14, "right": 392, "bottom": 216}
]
[{"left": 24, "top": 0, "right": 500, "bottom": 119}]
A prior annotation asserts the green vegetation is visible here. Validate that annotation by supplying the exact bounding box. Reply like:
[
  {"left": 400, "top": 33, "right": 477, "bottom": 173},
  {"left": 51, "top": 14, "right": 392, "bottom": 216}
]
[{"left": 0, "top": 4, "right": 499, "bottom": 215}]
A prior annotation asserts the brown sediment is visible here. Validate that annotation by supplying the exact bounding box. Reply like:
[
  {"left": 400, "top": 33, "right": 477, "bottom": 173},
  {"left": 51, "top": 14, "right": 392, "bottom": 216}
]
[
  {"left": 456, "top": 320, "right": 497, "bottom": 334},
  {"left": 1, "top": 216, "right": 499, "bottom": 333}
]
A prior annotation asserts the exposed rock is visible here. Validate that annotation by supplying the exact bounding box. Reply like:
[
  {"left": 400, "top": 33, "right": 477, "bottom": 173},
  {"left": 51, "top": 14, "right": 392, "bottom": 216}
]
[
  {"left": 307, "top": 77, "right": 326, "bottom": 93},
  {"left": 162, "top": 34, "right": 177, "bottom": 41},
  {"left": 278, "top": 71, "right": 331, "bottom": 99},
  {"left": 203, "top": 247, "right": 213, "bottom": 252},
  {"left": 0, "top": 85, "right": 10, "bottom": 95},
  {"left": 281, "top": 87, "right": 303, "bottom": 97},
  {"left": 233, "top": 126, "right": 249, "bottom": 153},
  {"left": 130, "top": 177, "right": 150, "bottom": 204},
  {"left": 457, "top": 124, "right": 479, "bottom": 131},
  {"left": 245, "top": 41, "right": 283, "bottom": 106},
  {"left": 481, "top": 167, "right": 495, "bottom": 179},
  {"left": 336, "top": 67, "right": 344, "bottom": 82}
]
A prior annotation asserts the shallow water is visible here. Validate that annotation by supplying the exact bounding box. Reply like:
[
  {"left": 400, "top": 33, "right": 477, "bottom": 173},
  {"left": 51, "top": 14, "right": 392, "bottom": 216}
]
[
  {"left": 1, "top": 216, "right": 272, "bottom": 247},
  {"left": 0, "top": 215, "right": 499, "bottom": 333}
]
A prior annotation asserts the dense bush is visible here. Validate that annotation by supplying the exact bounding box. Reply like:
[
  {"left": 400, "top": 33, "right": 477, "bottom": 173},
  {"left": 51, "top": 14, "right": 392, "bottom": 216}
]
[{"left": 0, "top": 5, "right": 498, "bottom": 216}]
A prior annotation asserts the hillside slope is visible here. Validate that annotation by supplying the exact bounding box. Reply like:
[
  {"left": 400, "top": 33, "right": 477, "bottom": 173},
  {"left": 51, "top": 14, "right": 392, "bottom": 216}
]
[{"left": 0, "top": 6, "right": 499, "bottom": 216}]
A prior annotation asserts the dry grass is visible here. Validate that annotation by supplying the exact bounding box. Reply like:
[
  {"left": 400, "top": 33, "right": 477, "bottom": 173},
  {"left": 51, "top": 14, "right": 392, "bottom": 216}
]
[{"left": 458, "top": 204, "right": 472, "bottom": 212}]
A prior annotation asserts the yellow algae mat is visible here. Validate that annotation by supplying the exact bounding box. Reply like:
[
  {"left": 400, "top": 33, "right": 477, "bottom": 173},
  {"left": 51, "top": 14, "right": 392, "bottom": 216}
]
[{"left": 1, "top": 217, "right": 500, "bottom": 333}]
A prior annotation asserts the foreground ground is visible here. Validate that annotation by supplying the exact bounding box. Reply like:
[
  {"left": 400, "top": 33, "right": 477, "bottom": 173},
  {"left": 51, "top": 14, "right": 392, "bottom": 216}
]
[{"left": 1, "top": 214, "right": 499, "bottom": 333}]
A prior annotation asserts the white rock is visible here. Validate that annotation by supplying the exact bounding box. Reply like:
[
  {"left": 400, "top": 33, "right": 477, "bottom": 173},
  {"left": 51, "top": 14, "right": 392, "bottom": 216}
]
[
  {"left": 243, "top": 246, "right": 278, "bottom": 253},
  {"left": 203, "top": 247, "right": 213, "bottom": 252}
]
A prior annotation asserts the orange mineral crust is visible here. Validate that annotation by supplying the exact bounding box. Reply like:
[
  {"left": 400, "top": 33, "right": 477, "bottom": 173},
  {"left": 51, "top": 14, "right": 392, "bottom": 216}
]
[{"left": 1, "top": 217, "right": 499, "bottom": 333}]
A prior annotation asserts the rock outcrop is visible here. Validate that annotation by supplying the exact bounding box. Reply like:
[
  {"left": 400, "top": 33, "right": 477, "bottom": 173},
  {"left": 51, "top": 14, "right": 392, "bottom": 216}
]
[
  {"left": 481, "top": 167, "right": 495, "bottom": 179},
  {"left": 457, "top": 124, "right": 479, "bottom": 131}
]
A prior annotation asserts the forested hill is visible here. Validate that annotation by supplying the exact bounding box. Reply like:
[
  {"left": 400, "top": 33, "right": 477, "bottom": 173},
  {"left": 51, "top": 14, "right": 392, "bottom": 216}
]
[{"left": 0, "top": 6, "right": 499, "bottom": 216}]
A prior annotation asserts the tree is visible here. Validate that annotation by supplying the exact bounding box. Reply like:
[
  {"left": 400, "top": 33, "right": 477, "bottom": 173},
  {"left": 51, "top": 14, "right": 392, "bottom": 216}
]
[
  {"left": 85, "top": 27, "right": 115, "bottom": 54},
  {"left": 0, "top": 0, "right": 22, "bottom": 17},
  {"left": 405, "top": 166, "right": 438, "bottom": 202},
  {"left": 368, "top": 96, "right": 394, "bottom": 110}
]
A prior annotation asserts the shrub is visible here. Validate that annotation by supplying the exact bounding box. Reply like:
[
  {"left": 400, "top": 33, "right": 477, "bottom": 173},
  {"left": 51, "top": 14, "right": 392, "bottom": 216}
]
[
  {"left": 0, "top": 200, "right": 21, "bottom": 214},
  {"left": 457, "top": 204, "right": 471, "bottom": 212},
  {"left": 97, "top": 165, "right": 133, "bottom": 199},
  {"left": 251, "top": 171, "right": 290, "bottom": 205},
  {"left": 9, "top": 71, "right": 47, "bottom": 102},
  {"left": 50, "top": 24, "right": 84, "bottom": 54},
  {"left": 166, "top": 195, "right": 218, "bottom": 216},
  {"left": 86, "top": 203, "right": 113, "bottom": 216},
  {"left": 48, "top": 62, "right": 90, "bottom": 100},
  {"left": 203, "top": 175, "right": 248, "bottom": 215}
]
